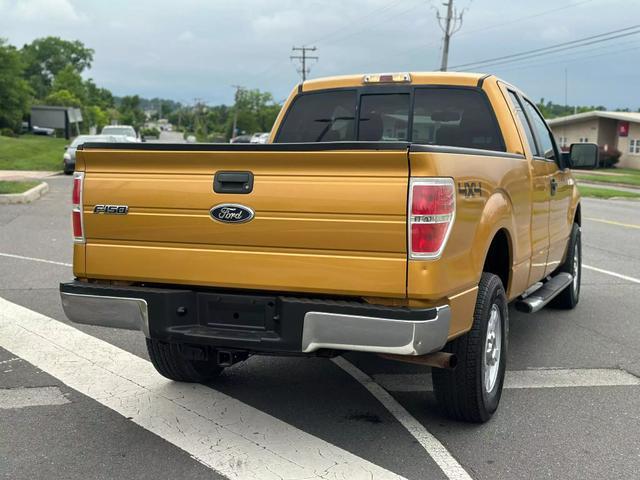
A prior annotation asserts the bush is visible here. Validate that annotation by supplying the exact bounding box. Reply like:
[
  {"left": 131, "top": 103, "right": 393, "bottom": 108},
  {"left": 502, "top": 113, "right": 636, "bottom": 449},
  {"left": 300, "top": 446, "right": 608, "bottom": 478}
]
[
  {"left": 598, "top": 146, "right": 621, "bottom": 168},
  {"left": 140, "top": 127, "right": 160, "bottom": 138},
  {"left": 0, "top": 128, "right": 18, "bottom": 138}
]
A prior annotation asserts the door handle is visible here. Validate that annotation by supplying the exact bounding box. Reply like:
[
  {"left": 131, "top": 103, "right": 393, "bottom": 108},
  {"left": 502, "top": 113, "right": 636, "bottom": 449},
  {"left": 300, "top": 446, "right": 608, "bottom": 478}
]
[
  {"left": 214, "top": 171, "right": 254, "bottom": 194},
  {"left": 550, "top": 178, "right": 558, "bottom": 196}
]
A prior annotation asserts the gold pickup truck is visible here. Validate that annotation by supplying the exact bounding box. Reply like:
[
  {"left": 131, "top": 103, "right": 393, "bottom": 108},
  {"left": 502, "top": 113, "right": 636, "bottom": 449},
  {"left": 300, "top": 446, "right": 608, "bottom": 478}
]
[{"left": 60, "top": 72, "right": 598, "bottom": 422}]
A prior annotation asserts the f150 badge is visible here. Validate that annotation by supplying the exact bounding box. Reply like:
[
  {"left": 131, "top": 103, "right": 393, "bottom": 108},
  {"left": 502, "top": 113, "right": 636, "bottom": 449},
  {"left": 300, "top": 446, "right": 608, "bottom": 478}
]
[
  {"left": 210, "top": 204, "right": 254, "bottom": 224},
  {"left": 93, "top": 205, "right": 129, "bottom": 214}
]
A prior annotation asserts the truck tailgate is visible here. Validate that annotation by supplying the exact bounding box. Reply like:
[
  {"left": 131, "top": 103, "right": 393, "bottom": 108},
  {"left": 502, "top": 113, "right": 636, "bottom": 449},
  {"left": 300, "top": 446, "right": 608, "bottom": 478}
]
[{"left": 78, "top": 144, "right": 409, "bottom": 297}]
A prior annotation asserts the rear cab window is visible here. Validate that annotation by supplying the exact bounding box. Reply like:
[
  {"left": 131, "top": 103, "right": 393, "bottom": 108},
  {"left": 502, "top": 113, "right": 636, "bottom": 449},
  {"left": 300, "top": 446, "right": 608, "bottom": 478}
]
[{"left": 275, "top": 86, "right": 505, "bottom": 152}]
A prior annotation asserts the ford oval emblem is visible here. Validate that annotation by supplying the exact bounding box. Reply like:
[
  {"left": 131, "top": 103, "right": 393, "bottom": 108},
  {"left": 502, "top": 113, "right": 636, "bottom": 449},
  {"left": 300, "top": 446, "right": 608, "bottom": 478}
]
[{"left": 210, "top": 204, "right": 254, "bottom": 224}]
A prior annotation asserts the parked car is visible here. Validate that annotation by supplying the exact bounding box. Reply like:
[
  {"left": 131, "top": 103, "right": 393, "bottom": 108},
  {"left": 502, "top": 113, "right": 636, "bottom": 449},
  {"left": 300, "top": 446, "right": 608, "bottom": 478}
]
[
  {"left": 101, "top": 125, "right": 139, "bottom": 142},
  {"left": 32, "top": 125, "right": 55, "bottom": 136},
  {"left": 250, "top": 132, "right": 270, "bottom": 144},
  {"left": 63, "top": 135, "right": 132, "bottom": 174},
  {"left": 229, "top": 134, "right": 253, "bottom": 143}
]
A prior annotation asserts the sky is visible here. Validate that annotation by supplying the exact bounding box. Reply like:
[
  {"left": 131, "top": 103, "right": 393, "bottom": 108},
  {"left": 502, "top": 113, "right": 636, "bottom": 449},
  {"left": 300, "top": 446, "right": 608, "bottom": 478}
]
[{"left": 1, "top": 0, "right": 639, "bottom": 108}]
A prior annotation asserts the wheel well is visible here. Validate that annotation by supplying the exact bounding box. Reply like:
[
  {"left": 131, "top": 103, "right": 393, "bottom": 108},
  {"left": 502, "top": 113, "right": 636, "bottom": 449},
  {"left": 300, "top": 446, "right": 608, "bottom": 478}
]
[
  {"left": 483, "top": 229, "right": 511, "bottom": 290},
  {"left": 574, "top": 203, "right": 581, "bottom": 226}
]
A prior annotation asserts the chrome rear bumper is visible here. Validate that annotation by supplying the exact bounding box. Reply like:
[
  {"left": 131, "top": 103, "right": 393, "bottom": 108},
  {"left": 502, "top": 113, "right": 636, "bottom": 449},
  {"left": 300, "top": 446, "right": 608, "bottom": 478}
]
[
  {"left": 301, "top": 307, "right": 450, "bottom": 355},
  {"left": 61, "top": 292, "right": 150, "bottom": 336},
  {"left": 60, "top": 282, "right": 450, "bottom": 356}
]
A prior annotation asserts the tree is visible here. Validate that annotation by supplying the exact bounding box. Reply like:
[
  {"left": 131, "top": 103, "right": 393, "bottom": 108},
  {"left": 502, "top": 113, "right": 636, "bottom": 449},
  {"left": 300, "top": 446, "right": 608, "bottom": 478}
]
[
  {"left": 84, "top": 105, "right": 109, "bottom": 131},
  {"left": 225, "top": 89, "right": 281, "bottom": 138},
  {"left": 21, "top": 37, "right": 94, "bottom": 99},
  {"left": 0, "top": 39, "right": 32, "bottom": 132},
  {"left": 117, "top": 95, "right": 146, "bottom": 129},
  {"left": 52, "top": 65, "right": 86, "bottom": 103},
  {"left": 44, "top": 89, "right": 82, "bottom": 107},
  {"left": 85, "top": 78, "right": 114, "bottom": 110}
]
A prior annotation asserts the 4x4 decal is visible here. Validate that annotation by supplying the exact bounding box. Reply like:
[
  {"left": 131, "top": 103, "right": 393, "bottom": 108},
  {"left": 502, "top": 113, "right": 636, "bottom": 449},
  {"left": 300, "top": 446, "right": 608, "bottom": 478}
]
[{"left": 458, "top": 182, "right": 482, "bottom": 198}]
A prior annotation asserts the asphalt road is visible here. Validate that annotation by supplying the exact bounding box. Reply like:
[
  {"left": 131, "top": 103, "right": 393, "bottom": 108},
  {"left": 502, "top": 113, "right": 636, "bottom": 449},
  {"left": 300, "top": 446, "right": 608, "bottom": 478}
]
[{"left": 1, "top": 175, "right": 639, "bottom": 480}]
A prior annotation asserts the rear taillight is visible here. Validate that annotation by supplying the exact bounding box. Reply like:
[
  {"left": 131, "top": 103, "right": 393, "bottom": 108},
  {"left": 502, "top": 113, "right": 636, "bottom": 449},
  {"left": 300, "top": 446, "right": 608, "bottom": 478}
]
[
  {"left": 409, "top": 178, "right": 455, "bottom": 259},
  {"left": 72, "top": 172, "right": 84, "bottom": 243}
]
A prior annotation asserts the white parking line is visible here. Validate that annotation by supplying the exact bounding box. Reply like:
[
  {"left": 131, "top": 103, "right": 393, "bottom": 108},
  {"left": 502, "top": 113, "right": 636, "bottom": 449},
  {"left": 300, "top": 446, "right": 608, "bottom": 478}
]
[
  {"left": 0, "top": 386, "right": 70, "bottom": 409},
  {"left": 0, "top": 252, "right": 71, "bottom": 267},
  {"left": 583, "top": 264, "right": 640, "bottom": 284},
  {"left": 373, "top": 369, "right": 640, "bottom": 393},
  {"left": 0, "top": 297, "right": 404, "bottom": 480},
  {"left": 333, "top": 357, "right": 473, "bottom": 480}
]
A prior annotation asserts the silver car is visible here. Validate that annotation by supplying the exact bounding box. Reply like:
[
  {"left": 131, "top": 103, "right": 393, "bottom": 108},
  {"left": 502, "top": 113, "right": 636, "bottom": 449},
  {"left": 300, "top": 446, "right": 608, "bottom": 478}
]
[{"left": 63, "top": 135, "right": 132, "bottom": 174}]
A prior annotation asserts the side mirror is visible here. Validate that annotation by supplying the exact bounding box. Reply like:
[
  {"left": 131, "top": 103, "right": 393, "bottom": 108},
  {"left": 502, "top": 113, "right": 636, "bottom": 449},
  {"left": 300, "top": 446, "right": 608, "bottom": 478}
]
[{"left": 568, "top": 143, "right": 599, "bottom": 169}]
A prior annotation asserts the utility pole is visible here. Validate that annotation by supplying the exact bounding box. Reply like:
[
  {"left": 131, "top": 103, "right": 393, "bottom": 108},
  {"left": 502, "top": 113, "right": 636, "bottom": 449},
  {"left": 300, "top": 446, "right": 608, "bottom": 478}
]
[
  {"left": 437, "top": 0, "right": 464, "bottom": 71},
  {"left": 231, "top": 85, "right": 244, "bottom": 140},
  {"left": 290, "top": 46, "right": 318, "bottom": 82}
]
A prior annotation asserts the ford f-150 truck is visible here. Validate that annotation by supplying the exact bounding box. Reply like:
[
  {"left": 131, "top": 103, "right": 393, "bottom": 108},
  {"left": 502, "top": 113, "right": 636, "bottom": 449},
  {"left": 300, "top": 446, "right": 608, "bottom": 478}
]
[{"left": 60, "top": 72, "right": 598, "bottom": 422}]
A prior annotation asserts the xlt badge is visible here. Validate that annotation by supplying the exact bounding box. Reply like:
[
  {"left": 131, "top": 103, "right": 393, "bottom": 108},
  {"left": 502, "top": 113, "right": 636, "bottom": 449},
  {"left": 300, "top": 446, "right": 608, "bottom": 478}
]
[{"left": 210, "top": 204, "right": 254, "bottom": 224}]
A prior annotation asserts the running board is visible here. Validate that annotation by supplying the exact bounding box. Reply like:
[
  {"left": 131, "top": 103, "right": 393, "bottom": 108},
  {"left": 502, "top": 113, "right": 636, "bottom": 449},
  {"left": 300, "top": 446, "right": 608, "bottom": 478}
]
[{"left": 515, "top": 273, "right": 573, "bottom": 313}]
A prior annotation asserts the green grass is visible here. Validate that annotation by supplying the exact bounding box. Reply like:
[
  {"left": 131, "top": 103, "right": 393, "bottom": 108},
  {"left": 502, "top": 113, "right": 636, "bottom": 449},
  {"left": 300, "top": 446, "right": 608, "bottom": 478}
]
[
  {"left": 578, "top": 185, "right": 640, "bottom": 199},
  {"left": 0, "top": 180, "right": 40, "bottom": 194},
  {"left": 0, "top": 135, "right": 68, "bottom": 171},
  {"left": 574, "top": 167, "right": 640, "bottom": 187}
]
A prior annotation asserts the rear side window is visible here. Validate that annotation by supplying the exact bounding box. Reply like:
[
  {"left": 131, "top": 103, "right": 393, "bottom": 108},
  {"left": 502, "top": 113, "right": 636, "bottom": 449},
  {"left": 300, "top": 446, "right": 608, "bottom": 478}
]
[
  {"left": 413, "top": 88, "right": 505, "bottom": 152},
  {"left": 275, "top": 90, "right": 356, "bottom": 142},
  {"left": 508, "top": 91, "right": 539, "bottom": 156},
  {"left": 522, "top": 98, "right": 557, "bottom": 161},
  {"left": 358, "top": 94, "right": 410, "bottom": 141}
]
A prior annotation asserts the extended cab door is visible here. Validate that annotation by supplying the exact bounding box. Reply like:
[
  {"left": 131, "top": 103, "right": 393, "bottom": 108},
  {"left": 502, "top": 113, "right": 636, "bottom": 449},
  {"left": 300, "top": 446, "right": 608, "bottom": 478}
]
[
  {"left": 519, "top": 97, "right": 573, "bottom": 275},
  {"left": 506, "top": 91, "right": 551, "bottom": 285}
]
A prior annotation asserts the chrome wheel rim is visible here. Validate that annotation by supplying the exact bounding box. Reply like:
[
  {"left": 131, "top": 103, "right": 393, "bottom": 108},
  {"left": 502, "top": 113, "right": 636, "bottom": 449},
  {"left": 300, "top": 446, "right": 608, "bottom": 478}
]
[
  {"left": 484, "top": 304, "right": 502, "bottom": 393},
  {"left": 572, "top": 246, "right": 580, "bottom": 294}
]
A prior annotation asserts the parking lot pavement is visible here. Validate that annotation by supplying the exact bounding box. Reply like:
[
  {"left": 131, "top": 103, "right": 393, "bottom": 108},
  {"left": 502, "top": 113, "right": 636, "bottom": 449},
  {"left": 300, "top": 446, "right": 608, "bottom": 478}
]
[{"left": 1, "top": 175, "right": 639, "bottom": 480}]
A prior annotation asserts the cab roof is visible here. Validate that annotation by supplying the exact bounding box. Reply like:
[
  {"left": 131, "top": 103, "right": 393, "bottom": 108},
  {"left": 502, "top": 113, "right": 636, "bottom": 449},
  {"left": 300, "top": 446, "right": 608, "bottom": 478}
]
[{"left": 301, "top": 72, "right": 492, "bottom": 92}]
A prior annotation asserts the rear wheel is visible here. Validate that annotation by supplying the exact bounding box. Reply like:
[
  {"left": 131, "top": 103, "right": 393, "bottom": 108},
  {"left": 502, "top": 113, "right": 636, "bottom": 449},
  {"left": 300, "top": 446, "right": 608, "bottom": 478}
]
[
  {"left": 550, "top": 222, "right": 581, "bottom": 309},
  {"left": 146, "top": 338, "right": 224, "bottom": 383},
  {"left": 432, "top": 273, "right": 508, "bottom": 423}
]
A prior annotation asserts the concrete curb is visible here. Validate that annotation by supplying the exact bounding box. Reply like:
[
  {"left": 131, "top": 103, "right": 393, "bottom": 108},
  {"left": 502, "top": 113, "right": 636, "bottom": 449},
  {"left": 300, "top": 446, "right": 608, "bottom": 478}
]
[{"left": 0, "top": 182, "right": 49, "bottom": 205}]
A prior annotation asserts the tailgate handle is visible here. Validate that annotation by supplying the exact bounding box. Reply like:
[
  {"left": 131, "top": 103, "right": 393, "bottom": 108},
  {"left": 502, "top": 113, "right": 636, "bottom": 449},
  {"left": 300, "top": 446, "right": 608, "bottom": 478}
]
[{"left": 214, "top": 171, "right": 254, "bottom": 194}]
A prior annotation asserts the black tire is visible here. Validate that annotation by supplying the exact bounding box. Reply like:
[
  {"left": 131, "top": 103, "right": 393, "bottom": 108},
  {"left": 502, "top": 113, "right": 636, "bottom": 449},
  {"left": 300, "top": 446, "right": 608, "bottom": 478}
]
[
  {"left": 549, "top": 223, "right": 581, "bottom": 309},
  {"left": 146, "top": 338, "right": 224, "bottom": 383},
  {"left": 432, "top": 273, "right": 508, "bottom": 423}
]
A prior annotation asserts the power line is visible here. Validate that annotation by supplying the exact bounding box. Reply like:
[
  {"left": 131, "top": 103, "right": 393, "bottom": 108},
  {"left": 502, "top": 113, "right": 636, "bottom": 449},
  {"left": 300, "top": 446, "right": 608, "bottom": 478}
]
[
  {"left": 401, "top": 0, "right": 594, "bottom": 61},
  {"left": 489, "top": 38, "right": 640, "bottom": 72},
  {"left": 437, "top": 0, "right": 465, "bottom": 71},
  {"left": 460, "top": 0, "right": 593, "bottom": 37},
  {"left": 450, "top": 24, "right": 640, "bottom": 70},
  {"left": 491, "top": 41, "right": 640, "bottom": 74},
  {"left": 290, "top": 46, "right": 318, "bottom": 82},
  {"left": 304, "top": 0, "right": 405, "bottom": 46},
  {"left": 306, "top": 0, "right": 424, "bottom": 48}
]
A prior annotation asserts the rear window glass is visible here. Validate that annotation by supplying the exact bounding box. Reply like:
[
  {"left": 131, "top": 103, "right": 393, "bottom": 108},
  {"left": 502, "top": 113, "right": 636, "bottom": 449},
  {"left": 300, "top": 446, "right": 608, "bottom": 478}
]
[
  {"left": 412, "top": 88, "right": 504, "bottom": 151},
  {"left": 275, "top": 90, "right": 356, "bottom": 142},
  {"left": 276, "top": 87, "right": 504, "bottom": 151},
  {"left": 358, "top": 94, "right": 410, "bottom": 141}
]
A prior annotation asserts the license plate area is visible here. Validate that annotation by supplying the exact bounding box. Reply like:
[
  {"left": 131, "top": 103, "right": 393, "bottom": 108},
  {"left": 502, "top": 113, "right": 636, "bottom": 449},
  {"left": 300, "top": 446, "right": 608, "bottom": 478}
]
[{"left": 197, "top": 293, "right": 277, "bottom": 331}]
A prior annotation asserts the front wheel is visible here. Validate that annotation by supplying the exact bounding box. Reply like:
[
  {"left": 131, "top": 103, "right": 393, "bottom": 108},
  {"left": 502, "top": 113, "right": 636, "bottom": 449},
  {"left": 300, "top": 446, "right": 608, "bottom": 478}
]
[
  {"left": 146, "top": 338, "right": 224, "bottom": 383},
  {"left": 432, "top": 273, "right": 508, "bottom": 423}
]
